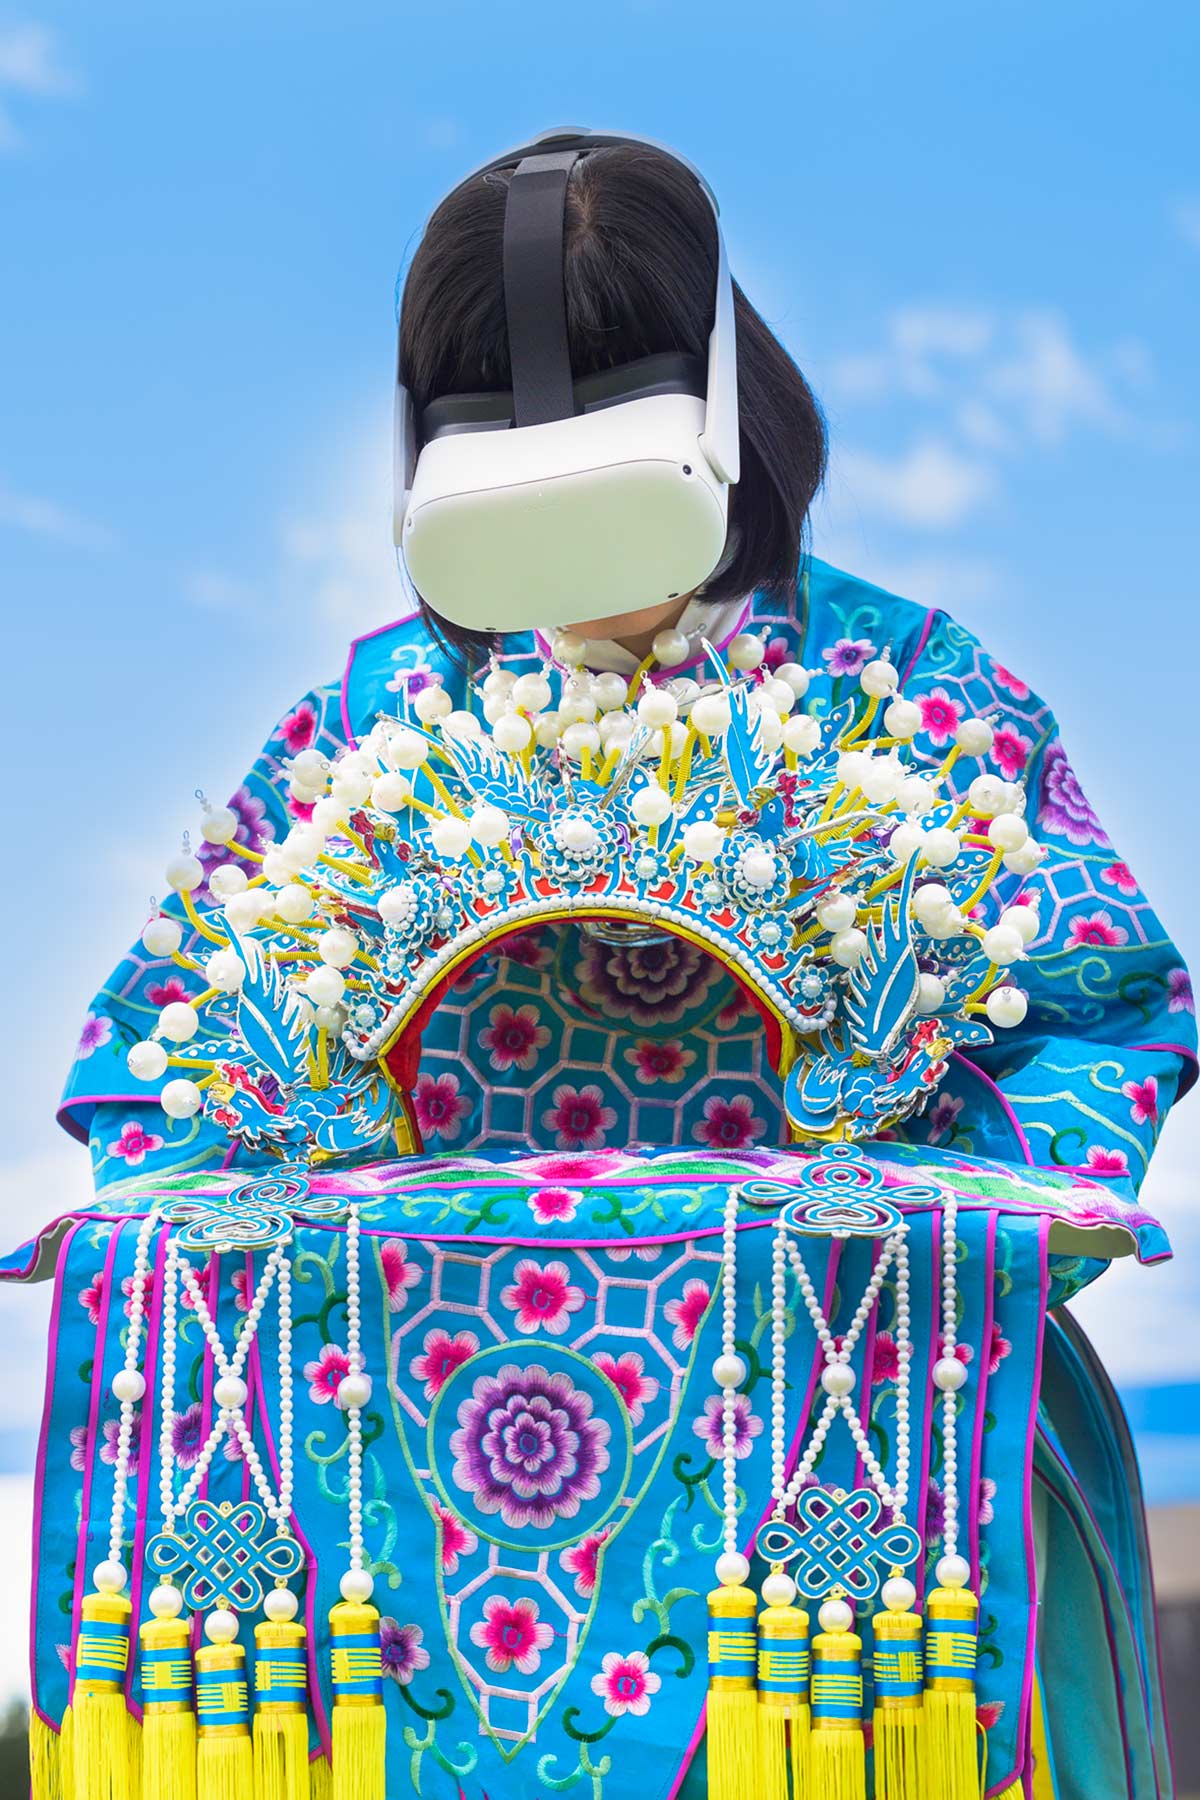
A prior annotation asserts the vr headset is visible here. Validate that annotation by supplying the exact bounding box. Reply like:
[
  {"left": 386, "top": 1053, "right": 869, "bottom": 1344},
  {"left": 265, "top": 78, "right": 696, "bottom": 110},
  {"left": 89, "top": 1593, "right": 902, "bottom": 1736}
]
[{"left": 393, "top": 127, "right": 739, "bottom": 635}]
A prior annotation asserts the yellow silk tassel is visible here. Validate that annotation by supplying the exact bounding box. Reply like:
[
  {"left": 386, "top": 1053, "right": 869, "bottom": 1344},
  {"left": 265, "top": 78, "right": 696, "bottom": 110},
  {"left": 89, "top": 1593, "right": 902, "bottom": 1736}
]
[
  {"left": 195, "top": 1643, "right": 254, "bottom": 1800},
  {"left": 71, "top": 1591, "right": 135, "bottom": 1800},
  {"left": 329, "top": 1602, "right": 385, "bottom": 1800},
  {"left": 308, "top": 1755, "right": 331, "bottom": 1800},
  {"left": 29, "top": 1712, "right": 66, "bottom": 1800},
  {"left": 60, "top": 1705, "right": 75, "bottom": 1800},
  {"left": 127, "top": 1708, "right": 142, "bottom": 1800},
  {"left": 253, "top": 1620, "right": 311, "bottom": 1800},
  {"left": 810, "top": 1626, "right": 866, "bottom": 1800},
  {"left": 139, "top": 1618, "right": 196, "bottom": 1800},
  {"left": 922, "top": 1587, "right": 980, "bottom": 1800},
  {"left": 871, "top": 1606, "right": 923, "bottom": 1800},
  {"left": 757, "top": 1601, "right": 811, "bottom": 1798},
  {"left": 990, "top": 1786, "right": 1024, "bottom": 1800},
  {"left": 705, "top": 1584, "right": 761, "bottom": 1800}
]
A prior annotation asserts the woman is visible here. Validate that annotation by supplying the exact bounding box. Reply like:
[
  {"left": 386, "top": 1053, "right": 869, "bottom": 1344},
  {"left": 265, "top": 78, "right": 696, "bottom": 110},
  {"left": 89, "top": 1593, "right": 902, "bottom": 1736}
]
[{"left": 43, "top": 141, "right": 1195, "bottom": 1798}]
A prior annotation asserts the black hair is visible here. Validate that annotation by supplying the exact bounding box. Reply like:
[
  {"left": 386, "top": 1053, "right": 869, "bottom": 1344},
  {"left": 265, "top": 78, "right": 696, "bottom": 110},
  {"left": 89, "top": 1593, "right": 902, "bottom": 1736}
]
[{"left": 399, "top": 142, "right": 827, "bottom": 664}]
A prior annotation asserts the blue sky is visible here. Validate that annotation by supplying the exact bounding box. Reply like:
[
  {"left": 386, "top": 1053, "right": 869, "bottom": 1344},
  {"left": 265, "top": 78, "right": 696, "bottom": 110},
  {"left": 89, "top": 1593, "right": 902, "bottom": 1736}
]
[{"left": 1, "top": 0, "right": 1198, "bottom": 1695}]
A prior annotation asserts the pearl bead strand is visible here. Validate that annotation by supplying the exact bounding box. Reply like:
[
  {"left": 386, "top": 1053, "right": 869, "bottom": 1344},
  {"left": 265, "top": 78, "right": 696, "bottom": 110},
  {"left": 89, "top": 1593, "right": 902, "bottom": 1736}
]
[
  {"left": 337, "top": 1206, "right": 374, "bottom": 1603},
  {"left": 93, "top": 1209, "right": 158, "bottom": 1593},
  {"left": 932, "top": 1192, "right": 969, "bottom": 1586},
  {"left": 712, "top": 1189, "right": 750, "bottom": 1587}
]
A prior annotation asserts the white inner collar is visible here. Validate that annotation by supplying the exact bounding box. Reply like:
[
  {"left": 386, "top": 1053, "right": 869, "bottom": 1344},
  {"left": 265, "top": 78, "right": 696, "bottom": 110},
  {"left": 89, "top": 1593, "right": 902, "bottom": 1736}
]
[{"left": 535, "top": 592, "right": 753, "bottom": 676}]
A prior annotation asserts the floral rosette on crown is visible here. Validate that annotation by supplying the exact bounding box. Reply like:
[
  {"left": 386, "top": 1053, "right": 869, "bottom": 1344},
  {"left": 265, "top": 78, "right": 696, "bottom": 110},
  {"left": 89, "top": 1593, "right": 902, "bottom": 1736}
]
[{"left": 129, "top": 627, "right": 1044, "bottom": 1157}]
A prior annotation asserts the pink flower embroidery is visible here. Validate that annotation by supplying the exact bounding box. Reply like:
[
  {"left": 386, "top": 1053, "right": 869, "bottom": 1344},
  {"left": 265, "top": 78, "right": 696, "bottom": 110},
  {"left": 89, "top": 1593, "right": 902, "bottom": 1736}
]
[
  {"left": 593, "top": 1351, "right": 660, "bottom": 1424},
  {"left": 107, "top": 1120, "right": 164, "bottom": 1167},
  {"left": 69, "top": 1425, "right": 88, "bottom": 1471},
  {"left": 823, "top": 638, "right": 876, "bottom": 678},
  {"left": 937, "top": 1337, "right": 973, "bottom": 1368},
  {"left": 664, "top": 1279, "right": 712, "bottom": 1350},
  {"left": 871, "top": 1331, "right": 901, "bottom": 1384},
  {"left": 100, "top": 1412, "right": 143, "bottom": 1474},
  {"left": 76, "top": 1012, "right": 113, "bottom": 1059},
  {"left": 976, "top": 1700, "right": 1006, "bottom": 1730},
  {"left": 624, "top": 1039, "right": 696, "bottom": 1085},
  {"left": 304, "top": 1342, "right": 350, "bottom": 1405},
  {"left": 925, "top": 1093, "right": 963, "bottom": 1146},
  {"left": 591, "top": 1650, "right": 662, "bottom": 1718},
  {"left": 991, "top": 664, "right": 1029, "bottom": 700},
  {"left": 1123, "top": 1076, "right": 1158, "bottom": 1127},
  {"left": 1100, "top": 861, "right": 1139, "bottom": 897},
  {"left": 1085, "top": 1145, "right": 1130, "bottom": 1177},
  {"left": 559, "top": 1529, "right": 610, "bottom": 1598},
  {"left": 171, "top": 1403, "right": 204, "bottom": 1468},
  {"left": 500, "top": 1259, "right": 585, "bottom": 1335},
  {"left": 121, "top": 1269, "right": 153, "bottom": 1319},
  {"left": 1168, "top": 968, "right": 1194, "bottom": 1015},
  {"left": 986, "top": 1322, "right": 1012, "bottom": 1372},
  {"left": 469, "top": 1595, "right": 553, "bottom": 1675},
  {"left": 1064, "top": 909, "right": 1128, "bottom": 951},
  {"left": 379, "top": 1617, "right": 431, "bottom": 1685},
  {"left": 277, "top": 700, "right": 318, "bottom": 754},
  {"left": 527, "top": 1188, "right": 580, "bottom": 1224},
  {"left": 413, "top": 1071, "right": 473, "bottom": 1143},
  {"left": 542, "top": 1083, "right": 617, "bottom": 1151},
  {"left": 145, "top": 974, "right": 191, "bottom": 1008},
  {"left": 918, "top": 687, "right": 965, "bottom": 748},
  {"left": 498, "top": 928, "right": 552, "bottom": 970},
  {"left": 409, "top": 1328, "right": 479, "bottom": 1399},
  {"left": 78, "top": 1272, "right": 105, "bottom": 1325},
  {"left": 479, "top": 1002, "right": 551, "bottom": 1072},
  {"left": 231, "top": 1268, "right": 250, "bottom": 1313},
  {"left": 977, "top": 1477, "right": 997, "bottom": 1526},
  {"left": 990, "top": 725, "right": 1030, "bottom": 781},
  {"left": 431, "top": 1502, "right": 478, "bottom": 1574},
  {"left": 693, "top": 1094, "right": 766, "bottom": 1150},
  {"left": 380, "top": 1239, "right": 422, "bottom": 1311},
  {"left": 694, "top": 1391, "right": 762, "bottom": 1460}
]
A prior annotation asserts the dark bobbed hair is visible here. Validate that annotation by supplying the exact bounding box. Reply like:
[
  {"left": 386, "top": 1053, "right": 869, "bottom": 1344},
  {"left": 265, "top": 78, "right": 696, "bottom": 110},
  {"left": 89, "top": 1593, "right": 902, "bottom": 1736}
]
[{"left": 399, "top": 143, "right": 827, "bottom": 664}]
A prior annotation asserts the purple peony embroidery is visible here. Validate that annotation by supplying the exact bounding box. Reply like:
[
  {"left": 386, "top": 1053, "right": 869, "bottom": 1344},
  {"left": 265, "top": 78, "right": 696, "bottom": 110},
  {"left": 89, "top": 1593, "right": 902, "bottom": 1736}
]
[
  {"left": 1038, "top": 741, "right": 1108, "bottom": 848},
  {"left": 576, "top": 936, "right": 720, "bottom": 1027},
  {"left": 450, "top": 1362, "right": 611, "bottom": 1531}
]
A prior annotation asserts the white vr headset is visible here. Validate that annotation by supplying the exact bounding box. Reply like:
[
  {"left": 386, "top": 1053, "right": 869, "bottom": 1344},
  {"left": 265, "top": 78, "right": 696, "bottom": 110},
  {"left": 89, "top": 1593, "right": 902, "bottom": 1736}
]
[{"left": 392, "top": 127, "right": 739, "bottom": 635}]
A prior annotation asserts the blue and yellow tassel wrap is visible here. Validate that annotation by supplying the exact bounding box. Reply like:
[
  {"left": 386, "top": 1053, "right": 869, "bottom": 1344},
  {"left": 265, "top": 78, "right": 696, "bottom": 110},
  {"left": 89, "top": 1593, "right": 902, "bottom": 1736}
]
[
  {"left": 139, "top": 1616, "right": 196, "bottom": 1800},
  {"left": 871, "top": 1606, "right": 923, "bottom": 1800},
  {"left": 810, "top": 1621, "right": 866, "bottom": 1800},
  {"left": 194, "top": 1639, "right": 253, "bottom": 1800},
  {"left": 71, "top": 1589, "right": 137, "bottom": 1800},
  {"left": 329, "top": 1601, "right": 385, "bottom": 1800},
  {"left": 757, "top": 1601, "right": 811, "bottom": 1799},
  {"left": 922, "top": 1585, "right": 979, "bottom": 1800},
  {"left": 705, "top": 1583, "right": 761, "bottom": 1800},
  {"left": 254, "top": 1618, "right": 311, "bottom": 1800}
]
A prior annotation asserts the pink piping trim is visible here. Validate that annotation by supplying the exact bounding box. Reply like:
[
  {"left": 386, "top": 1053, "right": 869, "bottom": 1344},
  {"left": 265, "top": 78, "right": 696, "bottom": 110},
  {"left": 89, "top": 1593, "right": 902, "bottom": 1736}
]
[
  {"left": 968, "top": 1211, "right": 999, "bottom": 1586},
  {"left": 123, "top": 1223, "right": 170, "bottom": 1719},
  {"left": 532, "top": 596, "right": 754, "bottom": 679},
  {"left": 914, "top": 1216, "right": 941, "bottom": 1609},
  {"left": 953, "top": 1056, "right": 1036, "bottom": 1165},
  {"left": 198, "top": 1252, "right": 221, "bottom": 1510},
  {"left": 28, "top": 1220, "right": 81, "bottom": 1729},
  {"left": 896, "top": 607, "right": 938, "bottom": 686},
  {"left": 68, "top": 1223, "right": 125, "bottom": 1700},
  {"left": 246, "top": 1276, "right": 332, "bottom": 1757},
  {"left": 339, "top": 605, "right": 421, "bottom": 749},
  {"left": 664, "top": 1240, "right": 843, "bottom": 1800}
]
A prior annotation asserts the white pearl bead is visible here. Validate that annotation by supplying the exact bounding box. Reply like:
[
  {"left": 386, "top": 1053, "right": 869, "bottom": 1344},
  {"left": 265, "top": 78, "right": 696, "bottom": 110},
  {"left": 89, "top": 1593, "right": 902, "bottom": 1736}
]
[
  {"left": 919, "top": 827, "right": 961, "bottom": 869},
  {"left": 204, "top": 1608, "right": 240, "bottom": 1644},
  {"left": 206, "top": 949, "right": 246, "bottom": 993},
  {"left": 818, "top": 1597, "right": 854, "bottom": 1634},
  {"left": 727, "top": 633, "right": 764, "bottom": 671},
  {"left": 469, "top": 804, "right": 510, "bottom": 848},
  {"left": 881, "top": 1576, "right": 916, "bottom": 1612},
  {"left": 888, "top": 823, "right": 923, "bottom": 866},
  {"left": 560, "top": 722, "right": 601, "bottom": 761},
  {"left": 370, "top": 771, "right": 410, "bottom": 813},
  {"left": 128, "top": 1039, "right": 168, "bottom": 1082},
  {"left": 774, "top": 661, "right": 810, "bottom": 698},
  {"left": 955, "top": 718, "right": 994, "bottom": 756},
  {"left": 683, "top": 820, "right": 724, "bottom": 862},
  {"left": 820, "top": 1362, "right": 856, "bottom": 1397},
  {"left": 143, "top": 916, "right": 184, "bottom": 960},
  {"left": 987, "top": 813, "right": 1028, "bottom": 852},
  {"left": 933, "top": 1356, "right": 967, "bottom": 1391},
  {"left": 985, "top": 984, "right": 1028, "bottom": 1028},
  {"left": 982, "top": 925, "right": 1024, "bottom": 966},
  {"left": 201, "top": 805, "right": 239, "bottom": 846},
  {"left": 93, "top": 1559, "right": 128, "bottom": 1593},
  {"left": 318, "top": 927, "right": 358, "bottom": 969},
  {"left": 553, "top": 630, "right": 587, "bottom": 667},
  {"left": 936, "top": 1553, "right": 971, "bottom": 1589},
  {"left": 631, "top": 784, "right": 672, "bottom": 827},
  {"left": 1003, "top": 839, "right": 1044, "bottom": 875},
  {"left": 637, "top": 688, "right": 678, "bottom": 729},
  {"left": 783, "top": 714, "right": 821, "bottom": 756},
  {"left": 815, "top": 892, "right": 856, "bottom": 933},
  {"left": 883, "top": 697, "right": 921, "bottom": 739},
  {"left": 158, "top": 1001, "right": 199, "bottom": 1043},
  {"left": 741, "top": 850, "right": 777, "bottom": 889},
  {"left": 161, "top": 1078, "right": 203, "bottom": 1120},
  {"left": 208, "top": 863, "right": 248, "bottom": 899},
  {"left": 830, "top": 928, "right": 868, "bottom": 967},
  {"left": 148, "top": 1583, "right": 184, "bottom": 1619},
  {"left": 166, "top": 853, "right": 204, "bottom": 893},
  {"left": 339, "top": 1568, "right": 374, "bottom": 1603},
  {"left": 916, "top": 973, "right": 946, "bottom": 1014},
  {"left": 646, "top": 627, "right": 689, "bottom": 668},
  {"left": 690, "top": 694, "right": 731, "bottom": 737},
  {"left": 714, "top": 1550, "right": 750, "bottom": 1588},
  {"left": 1001, "top": 903, "right": 1039, "bottom": 945},
  {"left": 967, "top": 773, "right": 1007, "bottom": 817},
  {"left": 112, "top": 1369, "right": 145, "bottom": 1403},
  {"left": 213, "top": 1374, "right": 248, "bottom": 1411},
  {"left": 712, "top": 1354, "right": 746, "bottom": 1390},
  {"left": 304, "top": 965, "right": 346, "bottom": 1007},
  {"left": 263, "top": 1587, "right": 299, "bottom": 1622},
  {"left": 429, "top": 815, "right": 473, "bottom": 859},
  {"left": 762, "top": 1570, "right": 798, "bottom": 1608},
  {"left": 337, "top": 1372, "right": 373, "bottom": 1410},
  {"left": 860, "top": 658, "right": 899, "bottom": 697}
]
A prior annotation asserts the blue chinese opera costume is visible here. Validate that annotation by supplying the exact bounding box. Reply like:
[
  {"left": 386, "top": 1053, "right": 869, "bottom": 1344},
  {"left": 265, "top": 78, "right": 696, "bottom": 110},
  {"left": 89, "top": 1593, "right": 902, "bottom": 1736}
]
[{"left": 5, "top": 558, "right": 1193, "bottom": 1800}]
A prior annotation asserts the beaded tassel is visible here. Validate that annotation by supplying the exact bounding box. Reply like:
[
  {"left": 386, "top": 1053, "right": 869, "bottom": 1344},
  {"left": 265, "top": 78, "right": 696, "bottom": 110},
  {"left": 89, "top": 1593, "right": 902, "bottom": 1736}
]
[
  {"left": 871, "top": 1604, "right": 923, "bottom": 1800},
  {"left": 71, "top": 1590, "right": 136, "bottom": 1800},
  {"left": 757, "top": 1599, "right": 811, "bottom": 1799},
  {"left": 329, "top": 1601, "right": 385, "bottom": 1800},
  {"left": 810, "top": 1619, "right": 865, "bottom": 1800},
  {"left": 705, "top": 1583, "right": 761, "bottom": 1800},
  {"left": 922, "top": 1584, "right": 979, "bottom": 1800},
  {"left": 253, "top": 1619, "right": 311, "bottom": 1800},
  {"left": 139, "top": 1617, "right": 196, "bottom": 1800},
  {"left": 195, "top": 1640, "right": 253, "bottom": 1800}
]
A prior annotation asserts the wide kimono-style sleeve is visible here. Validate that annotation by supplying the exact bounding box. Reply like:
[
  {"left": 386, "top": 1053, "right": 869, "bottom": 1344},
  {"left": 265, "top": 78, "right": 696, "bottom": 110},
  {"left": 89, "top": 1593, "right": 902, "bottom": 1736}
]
[
  {"left": 895, "top": 609, "right": 1196, "bottom": 1191},
  {"left": 59, "top": 678, "right": 353, "bottom": 1190}
]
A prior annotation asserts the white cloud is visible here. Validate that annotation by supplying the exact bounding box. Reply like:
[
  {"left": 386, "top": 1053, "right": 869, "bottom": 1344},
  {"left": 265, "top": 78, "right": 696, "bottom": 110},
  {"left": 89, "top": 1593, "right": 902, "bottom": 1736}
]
[
  {"left": 0, "top": 481, "right": 115, "bottom": 551},
  {"left": 983, "top": 310, "right": 1118, "bottom": 446},
  {"left": 183, "top": 569, "right": 260, "bottom": 612},
  {"left": 1171, "top": 195, "right": 1200, "bottom": 250},
  {"left": 0, "top": 22, "right": 78, "bottom": 95},
  {"left": 832, "top": 438, "right": 996, "bottom": 530}
]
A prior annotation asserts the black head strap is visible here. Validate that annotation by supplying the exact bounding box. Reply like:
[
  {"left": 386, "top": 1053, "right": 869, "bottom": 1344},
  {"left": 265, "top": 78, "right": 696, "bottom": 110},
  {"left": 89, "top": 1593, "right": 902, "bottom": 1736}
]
[{"left": 502, "top": 151, "right": 579, "bottom": 427}]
